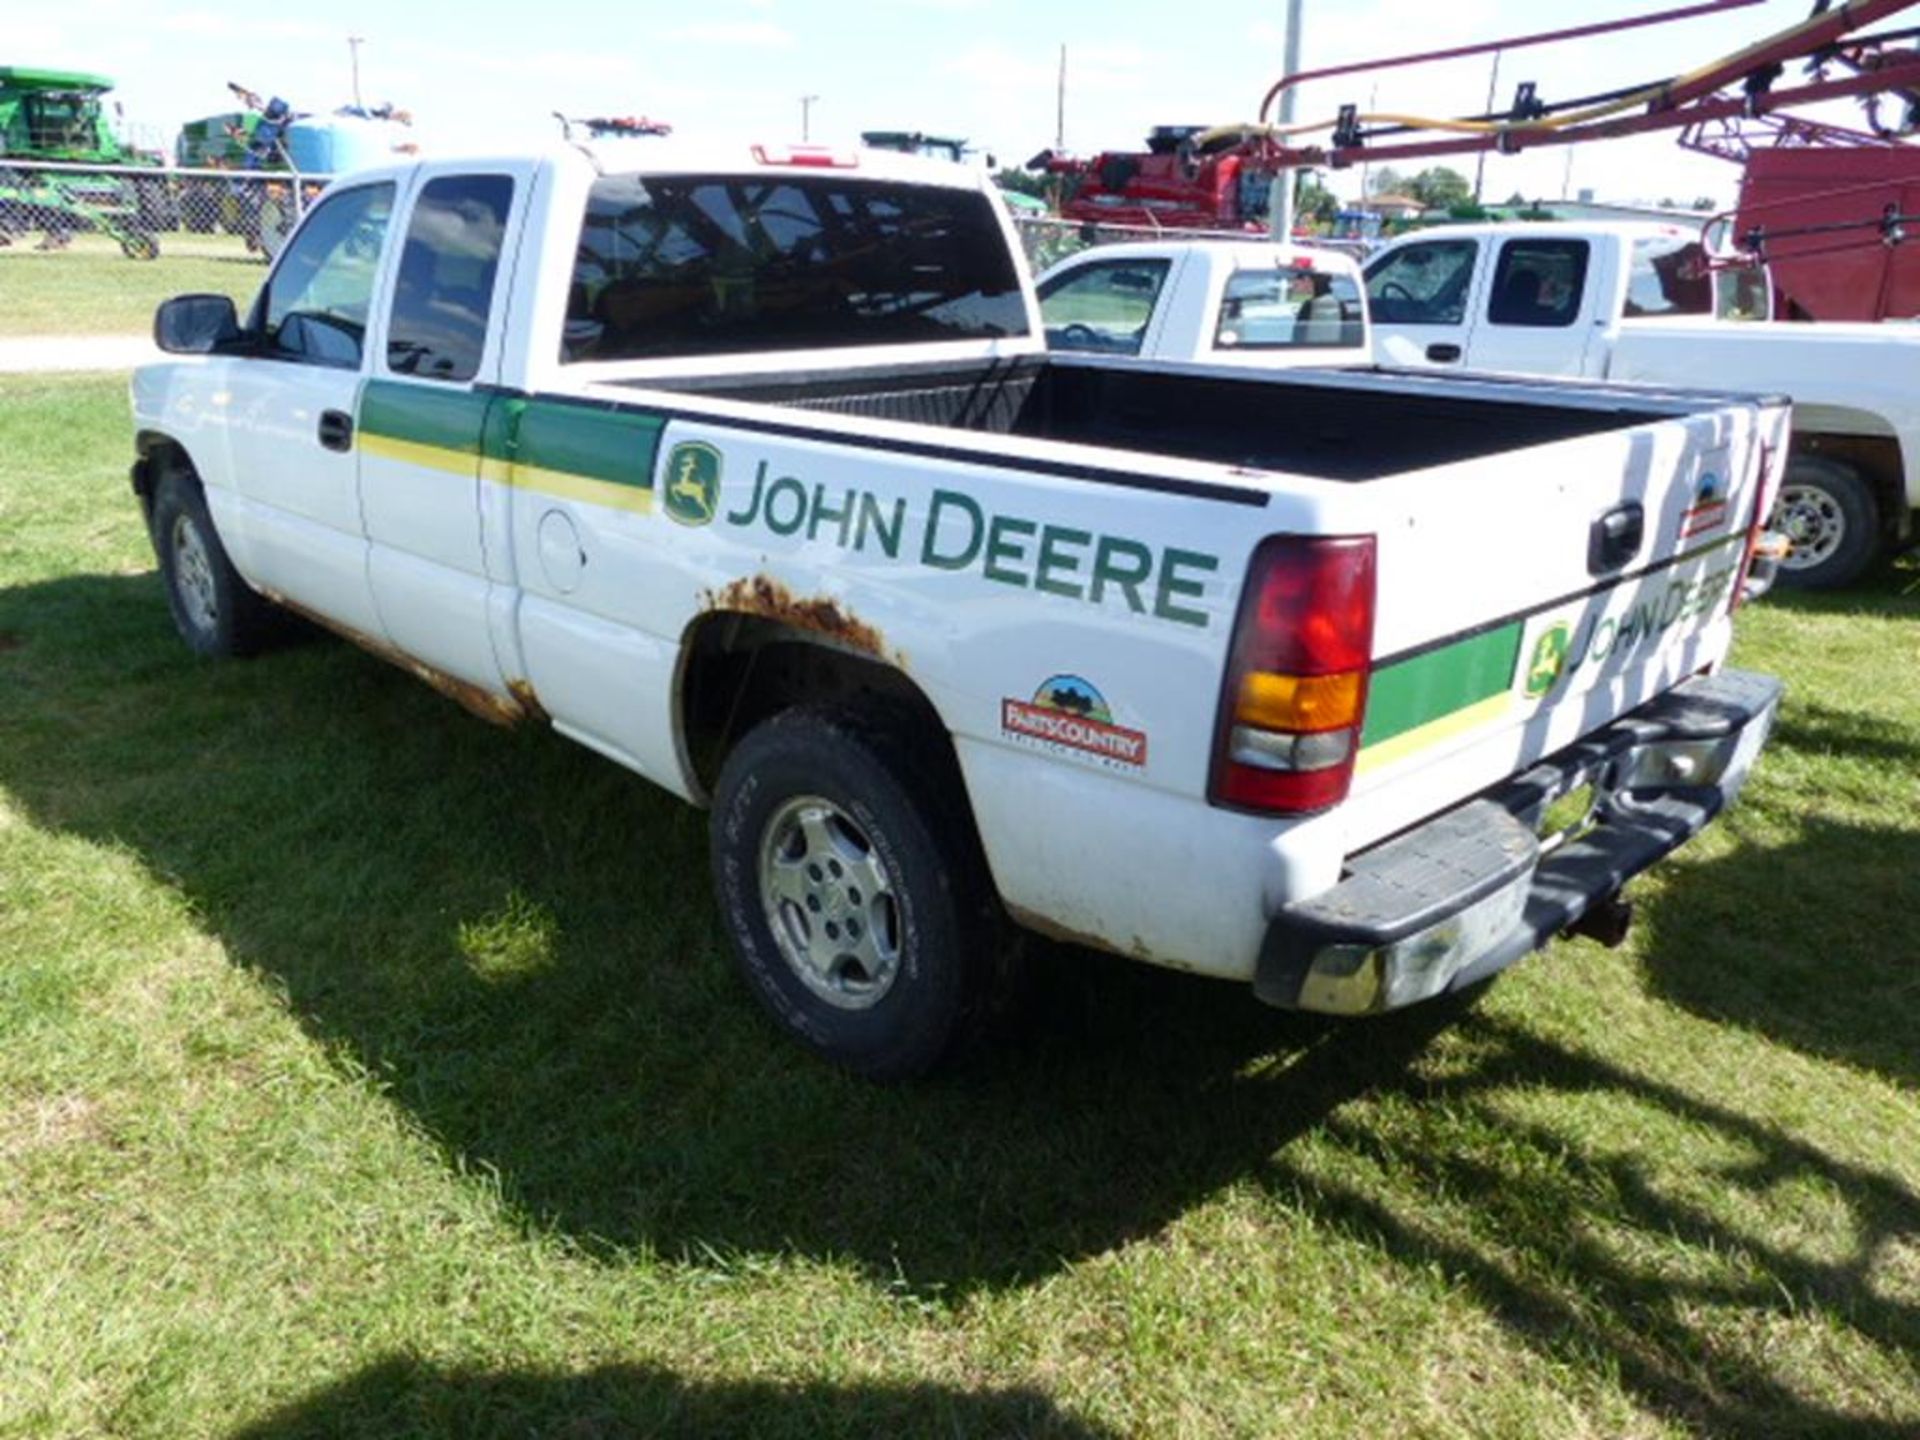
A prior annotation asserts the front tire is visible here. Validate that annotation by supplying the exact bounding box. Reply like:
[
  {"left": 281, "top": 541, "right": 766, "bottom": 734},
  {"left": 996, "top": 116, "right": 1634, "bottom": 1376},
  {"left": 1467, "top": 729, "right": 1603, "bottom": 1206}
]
[
  {"left": 1774, "top": 454, "right": 1880, "bottom": 590},
  {"left": 150, "top": 469, "right": 275, "bottom": 657},
  {"left": 710, "top": 707, "right": 993, "bottom": 1080}
]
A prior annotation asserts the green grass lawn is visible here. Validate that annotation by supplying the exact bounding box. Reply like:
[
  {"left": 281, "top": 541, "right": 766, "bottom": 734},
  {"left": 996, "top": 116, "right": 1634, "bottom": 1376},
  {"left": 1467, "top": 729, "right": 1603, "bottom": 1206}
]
[
  {"left": 0, "top": 235, "right": 262, "bottom": 336},
  {"left": 1, "top": 372, "right": 1917, "bottom": 1438}
]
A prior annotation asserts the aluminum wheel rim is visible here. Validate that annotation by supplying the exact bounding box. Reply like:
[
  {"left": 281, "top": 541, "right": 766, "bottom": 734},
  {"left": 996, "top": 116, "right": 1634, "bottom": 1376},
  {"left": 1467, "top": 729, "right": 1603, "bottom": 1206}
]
[
  {"left": 1776, "top": 483, "right": 1844, "bottom": 570},
  {"left": 170, "top": 512, "right": 219, "bottom": 632},
  {"left": 757, "top": 795, "right": 903, "bottom": 1011}
]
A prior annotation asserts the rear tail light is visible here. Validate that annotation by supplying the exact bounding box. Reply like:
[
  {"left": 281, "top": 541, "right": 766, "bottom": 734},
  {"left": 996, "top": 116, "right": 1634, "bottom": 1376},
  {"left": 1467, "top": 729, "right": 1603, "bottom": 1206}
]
[{"left": 1210, "top": 534, "right": 1377, "bottom": 815}]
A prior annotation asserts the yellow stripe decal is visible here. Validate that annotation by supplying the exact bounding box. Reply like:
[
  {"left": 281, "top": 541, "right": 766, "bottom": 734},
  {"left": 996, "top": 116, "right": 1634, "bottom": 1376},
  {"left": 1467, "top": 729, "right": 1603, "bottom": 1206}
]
[
  {"left": 359, "top": 432, "right": 479, "bottom": 477},
  {"left": 361, "top": 436, "right": 654, "bottom": 515},
  {"left": 1354, "top": 692, "right": 1513, "bottom": 776},
  {"left": 507, "top": 463, "right": 655, "bottom": 514}
]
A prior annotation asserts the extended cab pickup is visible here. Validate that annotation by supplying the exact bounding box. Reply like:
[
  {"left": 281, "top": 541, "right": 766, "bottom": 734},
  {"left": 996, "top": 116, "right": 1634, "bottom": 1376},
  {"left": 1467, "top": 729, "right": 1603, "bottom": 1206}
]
[
  {"left": 1366, "top": 220, "right": 1920, "bottom": 588},
  {"left": 132, "top": 144, "right": 1786, "bottom": 1077},
  {"left": 1036, "top": 240, "right": 1369, "bottom": 366}
]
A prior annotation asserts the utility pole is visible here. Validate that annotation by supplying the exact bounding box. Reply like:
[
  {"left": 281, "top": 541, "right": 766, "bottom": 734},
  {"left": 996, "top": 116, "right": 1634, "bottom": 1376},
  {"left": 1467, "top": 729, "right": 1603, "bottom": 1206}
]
[
  {"left": 347, "top": 35, "right": 366, "bottom": 112},
  {"left": 1269, "top": 0, "right": 1304, "bottom": 240},
  {"left": 1055, "top": 43, "right": 1066, "bottom": 149},
  {"left": 1473, "top": 49, "right": 1501, "bottom": 205},
  {"left": 1359, "top": 82, "right": 1377, "bottom": 215},
  {"left": 799, "top": 94, "right": 819, "bottom": 142}
]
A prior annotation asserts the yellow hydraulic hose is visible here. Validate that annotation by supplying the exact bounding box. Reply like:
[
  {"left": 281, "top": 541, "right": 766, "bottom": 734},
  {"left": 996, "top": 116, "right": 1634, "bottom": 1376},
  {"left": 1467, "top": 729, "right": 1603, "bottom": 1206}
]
[{"left": 1209, "top": 1, "right": 1888, "bottom": 150}]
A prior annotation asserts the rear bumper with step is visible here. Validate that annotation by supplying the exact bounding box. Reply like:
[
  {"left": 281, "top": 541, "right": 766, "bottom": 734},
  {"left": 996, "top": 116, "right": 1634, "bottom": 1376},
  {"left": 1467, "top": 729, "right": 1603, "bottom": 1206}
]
[{"left": 1256, "top": 669, "right": 1783, "bottom": 1014}]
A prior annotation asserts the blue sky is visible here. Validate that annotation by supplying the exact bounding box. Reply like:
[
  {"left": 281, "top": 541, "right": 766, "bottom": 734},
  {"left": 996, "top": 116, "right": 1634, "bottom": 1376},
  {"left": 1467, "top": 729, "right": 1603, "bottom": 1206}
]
[{"left": 14, "top": 0, "right": 1872, "bottom": 206}]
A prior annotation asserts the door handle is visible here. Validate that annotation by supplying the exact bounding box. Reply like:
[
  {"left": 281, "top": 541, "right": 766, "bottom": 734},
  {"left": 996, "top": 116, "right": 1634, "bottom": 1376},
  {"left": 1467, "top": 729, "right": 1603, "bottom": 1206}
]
[
  {"left": 317, "top": 409, "right": 354, "bottom": 452},
  {"left": 1589, "top": 501, "right": 1644, "bottom": 576},
  {"left": 1425, "top": 342, "right": 1463, "bottom": 363}
]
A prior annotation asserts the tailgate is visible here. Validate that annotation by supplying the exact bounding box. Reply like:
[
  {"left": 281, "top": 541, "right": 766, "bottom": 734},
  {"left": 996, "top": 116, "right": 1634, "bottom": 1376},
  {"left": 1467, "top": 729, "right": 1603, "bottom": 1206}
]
[{"left": 1344, "top": 387, "right": 1788, "bottom": 834}]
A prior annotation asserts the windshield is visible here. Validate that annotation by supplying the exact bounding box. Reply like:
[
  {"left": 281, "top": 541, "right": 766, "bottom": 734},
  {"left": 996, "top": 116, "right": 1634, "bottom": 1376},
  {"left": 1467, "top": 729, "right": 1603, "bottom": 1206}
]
[
  {"left": 23, "top": 93, "right": 100, "bottom": 150},
  {"left": 565, "top": 172, "right": 1030, "bottom": 361}
]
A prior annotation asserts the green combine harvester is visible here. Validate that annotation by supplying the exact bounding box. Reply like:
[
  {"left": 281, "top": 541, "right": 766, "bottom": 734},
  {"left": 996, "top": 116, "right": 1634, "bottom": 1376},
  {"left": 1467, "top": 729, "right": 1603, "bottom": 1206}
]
[{"left": 0, "top": 66, "right": 172, "bottom": 258}]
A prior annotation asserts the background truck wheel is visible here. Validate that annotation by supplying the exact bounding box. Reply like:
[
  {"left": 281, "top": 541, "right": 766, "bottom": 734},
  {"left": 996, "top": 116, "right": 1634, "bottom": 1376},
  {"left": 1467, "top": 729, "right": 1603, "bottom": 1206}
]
[
  {"left": 710, "top": 706, "right": 993, "bottom": 1080},
  {"left": 150, "top": 470, "right": 275, "bottom": 658},
  {"left": 133, "top": 175, "right": 179, "bottom": 234},
  {"left": 1774, "top": 454, "right": 1880, "bottom": 590}
]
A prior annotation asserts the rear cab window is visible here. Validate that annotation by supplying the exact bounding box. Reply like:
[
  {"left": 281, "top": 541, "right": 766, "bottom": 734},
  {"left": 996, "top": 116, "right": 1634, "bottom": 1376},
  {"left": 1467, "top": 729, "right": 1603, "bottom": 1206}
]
[
  {"left": 258, "top": 183, "right": 395, "bottom": 368},
  {"left": 1487, "top": 238, "right": 1590, "bottom": 327},
  {"left": 385, "top": 173, "right": 515, "bottom": 382},
  {"left": 1037, "top": 258, "right": 1171, "bottom": 355},
  {"left": 1214, "top": 265, "right": 1363, "bottom": 351},
  {"left": 564, "top": 172, "right": 1029, "bottom": 361}
]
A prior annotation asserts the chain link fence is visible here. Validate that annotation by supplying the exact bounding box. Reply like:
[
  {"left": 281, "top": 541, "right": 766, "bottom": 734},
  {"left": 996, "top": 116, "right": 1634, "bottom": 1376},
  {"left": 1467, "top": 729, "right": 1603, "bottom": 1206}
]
[
  {"left": 2, "top": 174, "right": 1374, "bottom": 273},
  {"left": 0, "top": 160, "right": 332, "bottom": 262}
]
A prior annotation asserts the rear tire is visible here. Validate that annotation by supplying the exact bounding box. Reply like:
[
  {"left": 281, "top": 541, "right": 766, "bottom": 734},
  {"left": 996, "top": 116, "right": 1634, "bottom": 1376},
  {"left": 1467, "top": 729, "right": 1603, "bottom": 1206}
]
[
  {"left": 1774, "top": 454, "right": 1880, "bottom": 590},
  {"left": 709, "top": 706, "right": 995, "bottom": 1080},
  {"left": 150, "top": 468, "right": 276, "bottom": 658}
]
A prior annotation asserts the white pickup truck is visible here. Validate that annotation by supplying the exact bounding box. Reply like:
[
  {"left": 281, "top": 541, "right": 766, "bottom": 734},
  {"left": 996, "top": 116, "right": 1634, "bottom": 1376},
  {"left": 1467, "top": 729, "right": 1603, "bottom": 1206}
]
[
  {"left": 1365, "top": 220, "right": 1920, "bottom": 589},
  {"left": 131, "top": 143, "right": 1786, "bottom": 1077},
  {"left": 1036, "top": 240, "right": 1369, "bottom": 366}
]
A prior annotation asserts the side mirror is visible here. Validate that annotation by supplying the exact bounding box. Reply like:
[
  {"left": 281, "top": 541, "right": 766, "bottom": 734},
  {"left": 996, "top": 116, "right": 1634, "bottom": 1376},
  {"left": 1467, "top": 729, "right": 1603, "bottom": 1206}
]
[{"left": 154, "top": 294, "right": 242, "bottom": 355}]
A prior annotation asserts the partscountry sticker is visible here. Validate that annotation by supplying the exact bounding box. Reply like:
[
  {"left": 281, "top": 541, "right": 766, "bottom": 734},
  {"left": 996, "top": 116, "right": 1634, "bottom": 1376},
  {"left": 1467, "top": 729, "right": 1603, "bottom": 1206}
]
[
  {"left": 1680, "top": 469, "right": 1729, "bottom": 538},
  {"left": 1001, "top": 674, "right": 1148, "bottom": 770}
]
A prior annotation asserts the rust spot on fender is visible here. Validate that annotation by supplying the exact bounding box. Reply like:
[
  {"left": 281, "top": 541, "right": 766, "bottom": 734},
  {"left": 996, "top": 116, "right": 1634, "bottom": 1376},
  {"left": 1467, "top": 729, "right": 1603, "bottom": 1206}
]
[
  {"left": 1004, "top": 901, "right": 1133, "bottom": 958},
  {"left": 506, "top": 678, "right": 549, "bottom": 725},
  {"left": 261, "top": 589, "right": 537, "bottom": 728},
  {"left": 1001, "top": 904, "right": 1207, "bottom": 974},
  {"left": 703, "top": 575, "right": 890, "bottom": 661}
]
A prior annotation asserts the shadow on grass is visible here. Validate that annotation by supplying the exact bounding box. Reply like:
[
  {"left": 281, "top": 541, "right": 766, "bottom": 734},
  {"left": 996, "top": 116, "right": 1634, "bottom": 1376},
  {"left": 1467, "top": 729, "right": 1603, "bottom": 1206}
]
[
  {"left": 3, "top": 571, "right": 1917, "bottom": 1435},
  {"left": 1759, "top": 556, "right": 1920, "bottom": 620},
  {"left": 0, "top": 571, "right": 1453, "bottom": 1298},
  {"left": 228, "top": 1356, "right": 1114, "bottom": 1439},
  {"left": 1642, "top": 811, "right": 1920, "bottom": 1090},
  {"left": 1770, "top": 698, "right": 1920, "bottom": 771},
  {"left": 1268, "top": 1017, "right": 1920, "bottom": 1438}
]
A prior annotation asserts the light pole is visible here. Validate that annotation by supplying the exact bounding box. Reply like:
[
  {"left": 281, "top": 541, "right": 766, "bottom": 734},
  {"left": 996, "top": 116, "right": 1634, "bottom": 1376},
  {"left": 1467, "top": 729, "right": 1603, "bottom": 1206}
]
[
  {"left": 799, "top": 94, "right": 819, "bottom": 142},
  {"left": 348, "top": 35, "right": 366, "bottom": 112},
  {"left": 1269, "top": 0, "right": 1304, "bottom": 240}
]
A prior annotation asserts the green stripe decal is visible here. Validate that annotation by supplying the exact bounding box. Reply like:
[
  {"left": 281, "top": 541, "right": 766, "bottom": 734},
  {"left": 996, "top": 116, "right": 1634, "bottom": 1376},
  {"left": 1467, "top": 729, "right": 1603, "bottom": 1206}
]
[
  {"left": 359, "top": 380, "right": 492, "bottom": 455},
  {"left": 514, "top": 401, "right": 664, "bottom": 490},
  {"left": 1361, "top": 622, "right": 1523, "bottom": 749},
  {"left": 356, "top": 383, "right": 664, "bottom": 494}
]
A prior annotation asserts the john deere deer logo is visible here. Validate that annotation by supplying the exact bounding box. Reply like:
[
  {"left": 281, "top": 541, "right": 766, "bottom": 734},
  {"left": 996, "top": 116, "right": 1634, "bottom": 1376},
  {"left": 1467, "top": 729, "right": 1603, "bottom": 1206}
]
[
  {"left": 1525, "top": 621, "right": 1572, "bottom": 700},
  {"left": 663, "top": 442, "right": 721, "bottom": 527}
]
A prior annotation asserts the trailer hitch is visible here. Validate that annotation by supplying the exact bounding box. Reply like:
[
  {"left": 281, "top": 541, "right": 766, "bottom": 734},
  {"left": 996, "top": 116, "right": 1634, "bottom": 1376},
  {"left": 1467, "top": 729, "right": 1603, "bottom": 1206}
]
[{"left": 1567, "top": 891, "right": 1635, "bottom": 949}]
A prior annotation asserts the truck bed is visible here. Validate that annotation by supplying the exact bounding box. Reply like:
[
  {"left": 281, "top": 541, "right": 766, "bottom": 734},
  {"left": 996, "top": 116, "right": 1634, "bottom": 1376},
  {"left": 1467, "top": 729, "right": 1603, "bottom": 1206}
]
[{"left": 642, "top": 355, "right": 1681, "bottom": 482}]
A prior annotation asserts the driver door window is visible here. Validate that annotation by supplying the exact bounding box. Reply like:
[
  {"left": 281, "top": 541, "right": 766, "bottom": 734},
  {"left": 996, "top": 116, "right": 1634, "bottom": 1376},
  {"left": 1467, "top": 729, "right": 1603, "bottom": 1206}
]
[
  {"left": 260, "top": 183, "right": 395, "bottom": 369},
  {"left": 1038, "top": 258, "right": 1171, "bottom": 355},
  {"left": 1364, "top": 240, "right": 1478, "bottom": 325}
]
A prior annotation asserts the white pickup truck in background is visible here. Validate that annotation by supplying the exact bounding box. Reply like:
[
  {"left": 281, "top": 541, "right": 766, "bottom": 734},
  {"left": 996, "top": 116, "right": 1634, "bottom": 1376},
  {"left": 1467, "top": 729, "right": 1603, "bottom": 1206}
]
[
  {"left": 130, "top": 144, "right": 1785, "bottom": 1077},
  {"left": 1365, "top": 221, "right": 1920, "bottom": 589},
  {"left": 1036, "top": 241, "right": 1368, "bottom": 366}
]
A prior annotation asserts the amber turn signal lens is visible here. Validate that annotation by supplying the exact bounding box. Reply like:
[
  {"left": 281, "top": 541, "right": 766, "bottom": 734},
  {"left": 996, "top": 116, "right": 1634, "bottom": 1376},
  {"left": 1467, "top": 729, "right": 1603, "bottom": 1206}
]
[{"left": 1235, "top": 670, "right": 1364, "bottom": 734}]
